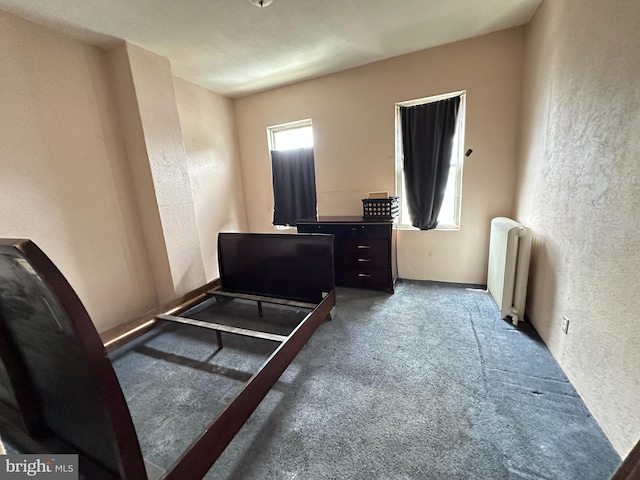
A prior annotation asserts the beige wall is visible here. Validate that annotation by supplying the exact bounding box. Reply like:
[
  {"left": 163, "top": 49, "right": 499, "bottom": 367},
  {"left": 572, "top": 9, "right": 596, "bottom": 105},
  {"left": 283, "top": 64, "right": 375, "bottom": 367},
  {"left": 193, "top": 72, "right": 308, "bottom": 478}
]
[
  {"left": 515, "top": 0, "right": 640, "bottom": 456},
  {"left": 0, "top": 11, "right": 244, "bottom": 332},
  {"left": 233, "top": 28, "right": 525, "bottom": 284},
  {"left": 174, "top": 77, "right": 249, "bottom": 280},
  {"left": 107, "top": 42, "right": 176, "bottom": 303},
  {"left": 125, "top": 43, "right": 206, "bottom": 298},
  {"left": 0, "top": 10, "right": 158, "bottom": 332}
]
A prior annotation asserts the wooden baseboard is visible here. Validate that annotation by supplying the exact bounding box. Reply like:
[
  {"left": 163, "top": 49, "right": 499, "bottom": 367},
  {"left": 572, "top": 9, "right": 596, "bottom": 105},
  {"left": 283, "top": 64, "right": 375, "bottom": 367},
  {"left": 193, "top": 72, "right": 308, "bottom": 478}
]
[
  {"left": 100, "top": 279, "right": 221, "bottom": 352},
  {"left": 611, "top": 438, "right": 640, "bottom": 480}
]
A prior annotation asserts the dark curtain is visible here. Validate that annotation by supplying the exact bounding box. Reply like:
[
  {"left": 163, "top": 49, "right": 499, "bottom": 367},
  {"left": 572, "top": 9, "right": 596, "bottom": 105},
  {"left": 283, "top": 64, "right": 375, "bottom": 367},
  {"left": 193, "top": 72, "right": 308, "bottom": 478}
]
[
  {"left": 400, "top": 96, "right": 461, "bottom": 230},
  {"left": 271, "top": 147, "right": 317, "bottom": 226}
]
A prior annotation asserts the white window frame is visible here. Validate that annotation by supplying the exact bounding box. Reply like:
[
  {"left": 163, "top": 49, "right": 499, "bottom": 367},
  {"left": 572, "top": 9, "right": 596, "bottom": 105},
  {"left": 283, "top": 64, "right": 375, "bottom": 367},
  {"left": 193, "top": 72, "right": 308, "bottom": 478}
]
[
  {"left": 395, "top": 91, "right": 466, "bottom": 230},
  {"left": 267, "top": 118, "right": 313, "bottom": 151}
]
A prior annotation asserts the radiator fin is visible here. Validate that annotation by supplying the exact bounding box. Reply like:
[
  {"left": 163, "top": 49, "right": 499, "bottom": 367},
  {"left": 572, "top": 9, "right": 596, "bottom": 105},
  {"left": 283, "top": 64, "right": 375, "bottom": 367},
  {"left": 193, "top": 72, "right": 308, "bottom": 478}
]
[{"left": 487, "top": 217, "right": 532, "bottom": 325}]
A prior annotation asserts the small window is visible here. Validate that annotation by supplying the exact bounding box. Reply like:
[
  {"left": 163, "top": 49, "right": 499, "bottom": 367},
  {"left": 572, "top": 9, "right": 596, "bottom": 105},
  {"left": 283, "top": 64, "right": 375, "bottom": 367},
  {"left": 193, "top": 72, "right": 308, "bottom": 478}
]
[
  {"left": 395, "top": 91, "right": 466, "bottom": 230},
  {"left": 268, "top": 119, "right": 313, "bottom": 150},
  {"left": 267, "top": 119, "right": 317, "bottom": 227}
]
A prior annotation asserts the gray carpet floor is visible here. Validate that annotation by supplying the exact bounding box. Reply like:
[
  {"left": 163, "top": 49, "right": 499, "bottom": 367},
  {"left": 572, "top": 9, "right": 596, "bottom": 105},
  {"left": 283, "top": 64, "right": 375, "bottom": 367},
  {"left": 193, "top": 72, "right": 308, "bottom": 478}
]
[{"left": 111, "top": 280, "right": 621, "bottom": 479}]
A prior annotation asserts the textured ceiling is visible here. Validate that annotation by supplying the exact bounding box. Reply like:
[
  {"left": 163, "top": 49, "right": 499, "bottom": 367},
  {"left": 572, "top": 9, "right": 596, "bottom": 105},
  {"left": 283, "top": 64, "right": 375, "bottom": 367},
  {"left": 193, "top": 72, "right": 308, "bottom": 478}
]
[{"left": 0, "top": 0, "right": 541, "bottom": 97}]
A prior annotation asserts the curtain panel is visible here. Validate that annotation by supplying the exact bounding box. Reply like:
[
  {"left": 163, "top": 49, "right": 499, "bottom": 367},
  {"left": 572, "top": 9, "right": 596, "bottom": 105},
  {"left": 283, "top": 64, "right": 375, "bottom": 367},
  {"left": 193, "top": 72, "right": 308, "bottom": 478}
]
[
  {"left": 271, "top": 147, "right": 317, "bottom": 226},
  {"left": 400, "top": 96, "right": 461, "bottom": 230}
]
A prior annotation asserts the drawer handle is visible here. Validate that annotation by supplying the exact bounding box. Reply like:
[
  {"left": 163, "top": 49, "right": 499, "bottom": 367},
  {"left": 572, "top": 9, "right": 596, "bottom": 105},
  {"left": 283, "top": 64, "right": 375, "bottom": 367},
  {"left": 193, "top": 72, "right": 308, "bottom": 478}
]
[
  {"left": 357, "top": 258, "right": 371, "bottom": 263},
  {"left": 358, "top": 273, "right": 372, "bottom": 278},
  {"left": 357, "top": 245, "right": 371, "bottom": 249}
]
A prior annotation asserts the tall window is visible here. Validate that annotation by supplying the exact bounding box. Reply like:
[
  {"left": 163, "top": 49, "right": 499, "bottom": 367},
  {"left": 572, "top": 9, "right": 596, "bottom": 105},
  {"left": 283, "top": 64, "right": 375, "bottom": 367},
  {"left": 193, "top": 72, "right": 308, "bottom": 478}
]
[
  {"left": 395, "top": 91, "right": 466, "bottom": 230},
  {"left": 267, "top": 119, "right": 317, "bottom": 226}
]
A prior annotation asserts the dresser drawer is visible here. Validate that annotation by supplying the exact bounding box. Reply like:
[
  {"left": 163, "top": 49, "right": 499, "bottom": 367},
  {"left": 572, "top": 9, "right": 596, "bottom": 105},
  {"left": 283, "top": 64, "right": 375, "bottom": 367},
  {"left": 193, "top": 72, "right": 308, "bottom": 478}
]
[
  {"left": 297, "top": 223, "right": 343, "bottom": 236},
  {"left": 340, "top": 224, "right": 390, "bottom": 239},
  {"left": 342, "top": 254, "right": 391, "bottom": 268},
  {"left": 342, "top": 267, "right": 391, "bottom": 289},
  {"left": 342, "top": 254, "right": 388, "bottom": 269},
  {"left": 341, "top": 238, "right": 388, "bottom": 255}
]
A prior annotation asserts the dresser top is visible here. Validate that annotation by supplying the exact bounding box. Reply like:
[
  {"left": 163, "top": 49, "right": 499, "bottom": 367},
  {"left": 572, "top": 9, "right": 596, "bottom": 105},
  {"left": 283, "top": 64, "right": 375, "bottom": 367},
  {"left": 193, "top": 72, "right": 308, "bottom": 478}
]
[{"left": 297, "top": 216, "right": 395, "bottom": 225}]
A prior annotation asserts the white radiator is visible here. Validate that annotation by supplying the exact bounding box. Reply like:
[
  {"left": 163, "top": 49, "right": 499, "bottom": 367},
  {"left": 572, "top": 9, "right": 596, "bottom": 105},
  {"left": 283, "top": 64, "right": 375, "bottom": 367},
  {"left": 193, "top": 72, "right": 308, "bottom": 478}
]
[{"left": 487, "top": 217, "right": 532, "bottom": 326}]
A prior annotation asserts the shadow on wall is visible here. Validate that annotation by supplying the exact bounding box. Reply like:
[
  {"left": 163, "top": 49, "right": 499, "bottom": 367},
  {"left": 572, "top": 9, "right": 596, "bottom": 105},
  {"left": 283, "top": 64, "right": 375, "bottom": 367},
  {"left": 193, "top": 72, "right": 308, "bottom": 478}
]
[{"left": 526, "top": 235, "right": 558, "bottom": 343}]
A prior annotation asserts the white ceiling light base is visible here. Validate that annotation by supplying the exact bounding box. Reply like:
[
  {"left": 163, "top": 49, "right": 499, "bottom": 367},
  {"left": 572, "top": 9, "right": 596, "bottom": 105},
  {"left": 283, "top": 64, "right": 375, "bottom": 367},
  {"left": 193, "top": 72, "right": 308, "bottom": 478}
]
[{"left": 249, "top": 0, "right": 273, "bottom": 7}]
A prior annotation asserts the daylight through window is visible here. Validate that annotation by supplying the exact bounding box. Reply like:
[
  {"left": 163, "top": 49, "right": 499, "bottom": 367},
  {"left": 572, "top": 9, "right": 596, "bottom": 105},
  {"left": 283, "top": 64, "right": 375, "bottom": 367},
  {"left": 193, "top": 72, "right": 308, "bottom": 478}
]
[
  {"left": 395, "top": 91, "right": 466, "bottom": 230},
  {"left": 268, "top": 119, "right": 313, "bottom": 150}
]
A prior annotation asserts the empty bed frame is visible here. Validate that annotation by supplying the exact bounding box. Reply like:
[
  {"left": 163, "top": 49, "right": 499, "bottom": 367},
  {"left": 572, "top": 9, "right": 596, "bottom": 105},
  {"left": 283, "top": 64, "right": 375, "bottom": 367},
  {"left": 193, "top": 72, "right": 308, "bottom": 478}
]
[{"left": 0, "top": 233, "right": 335, "bottom": 479}]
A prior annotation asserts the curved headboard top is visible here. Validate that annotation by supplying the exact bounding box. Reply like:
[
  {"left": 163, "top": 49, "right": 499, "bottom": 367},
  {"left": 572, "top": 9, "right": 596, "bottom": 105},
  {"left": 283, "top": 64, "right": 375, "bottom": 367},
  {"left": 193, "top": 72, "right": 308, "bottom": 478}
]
[{"left": 0, "top": 239, "right": 146, "bottom": 479}]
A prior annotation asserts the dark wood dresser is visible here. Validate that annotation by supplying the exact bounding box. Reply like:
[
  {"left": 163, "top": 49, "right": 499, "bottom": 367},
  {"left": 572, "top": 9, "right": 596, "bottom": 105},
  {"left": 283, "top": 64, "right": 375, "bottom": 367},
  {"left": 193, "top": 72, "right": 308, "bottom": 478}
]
[{"left": 297, "top": 216, "right": 398, "bottom": 293}]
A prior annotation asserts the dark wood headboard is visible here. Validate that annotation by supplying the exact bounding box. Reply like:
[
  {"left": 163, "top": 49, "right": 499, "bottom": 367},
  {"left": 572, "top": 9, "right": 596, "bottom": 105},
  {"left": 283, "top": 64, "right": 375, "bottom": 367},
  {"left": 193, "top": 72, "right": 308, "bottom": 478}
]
[
  {"left": 0, "top": 235, "right": 335, "bottom": 479},
  {"left": 217, "top": 233, "right": 334, "bottom": 304},
  {"left": 0, "top": 239, "right": 147, "bottom": 479}
]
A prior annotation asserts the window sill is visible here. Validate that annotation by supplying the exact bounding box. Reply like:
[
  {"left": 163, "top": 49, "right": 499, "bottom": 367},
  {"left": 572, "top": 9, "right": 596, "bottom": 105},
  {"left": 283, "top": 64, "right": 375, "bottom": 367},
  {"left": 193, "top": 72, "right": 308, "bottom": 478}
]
[{"left": 395, "top": 224, "right": 460, "bottom": 232}]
